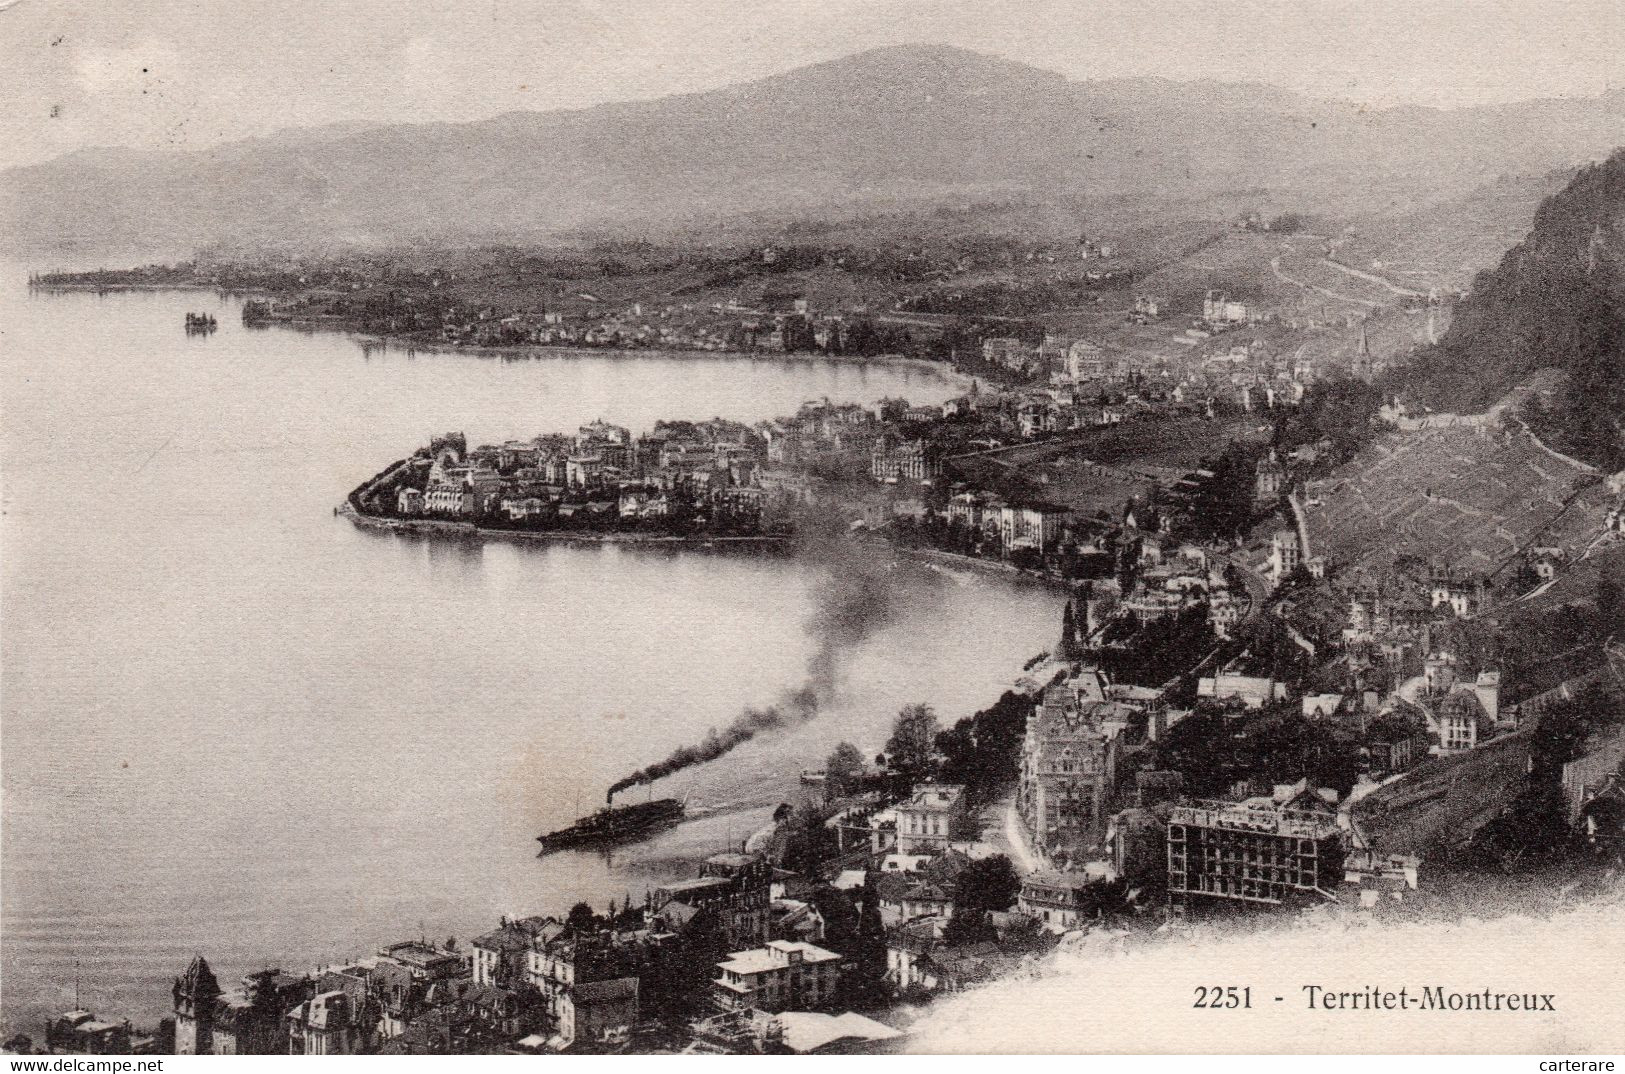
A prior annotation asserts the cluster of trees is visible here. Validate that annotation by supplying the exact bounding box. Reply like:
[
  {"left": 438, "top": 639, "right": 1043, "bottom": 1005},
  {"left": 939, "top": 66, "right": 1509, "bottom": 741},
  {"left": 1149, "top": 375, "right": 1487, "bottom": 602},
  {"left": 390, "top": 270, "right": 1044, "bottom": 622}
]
[
  {"left": 1149, "top": 702, "right": 1361, "bottom": 799},
  {"left": 1177, "top": 442, "right": 1263, "bottom": 541},
  {"left": 935, "top": 691, "right": 1036, "bottom": 800},
  {"left": 1271, "top": 376, "right": 1386, "bottom": 473},
  {"left": 940, "top": 855, "right": 1021, "bottom": 946},
  {"left": 866, "top": 691, "right": 1038, "bottom": 806},
  {"left": 1097, "top": 607, "right": 1217, "bottom": 689}
]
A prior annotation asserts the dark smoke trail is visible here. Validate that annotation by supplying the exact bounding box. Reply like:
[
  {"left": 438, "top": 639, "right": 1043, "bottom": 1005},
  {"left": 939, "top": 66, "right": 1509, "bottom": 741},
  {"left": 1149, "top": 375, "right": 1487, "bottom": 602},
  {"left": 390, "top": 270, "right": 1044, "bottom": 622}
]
[{"left": 606, "top": 530, "right": 905, "bottom": 802}]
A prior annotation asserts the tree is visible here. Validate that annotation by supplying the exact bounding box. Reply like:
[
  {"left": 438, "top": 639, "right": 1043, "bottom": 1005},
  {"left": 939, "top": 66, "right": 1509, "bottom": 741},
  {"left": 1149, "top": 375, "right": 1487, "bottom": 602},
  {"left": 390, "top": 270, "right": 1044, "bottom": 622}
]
[
  {"left": 943, "top": 854, "right": 1022, "bottom": 947},
  {"left": 935, "top": 690, "right": 1032, "bottom": 798},
  {"left": 844, "top": 873, "right": 891, "bottom": 1007},
  {"left": 825, "top": 741, "right": 866, "bottom": 797},
  {"left": 1057, "top": 599, "right": 1086, "bottom": 664},
  {"left": 566, "top": 901, "right": 598, "bottom": 932},
  {"left": 941, "top": 909, "right": 994, "bottom": 947},
  {"left": 953, "top": 854, "right": 1021, "bottom": 915},
  {"left": 885, "top": 703, "right": 940, "bottom": 778}
]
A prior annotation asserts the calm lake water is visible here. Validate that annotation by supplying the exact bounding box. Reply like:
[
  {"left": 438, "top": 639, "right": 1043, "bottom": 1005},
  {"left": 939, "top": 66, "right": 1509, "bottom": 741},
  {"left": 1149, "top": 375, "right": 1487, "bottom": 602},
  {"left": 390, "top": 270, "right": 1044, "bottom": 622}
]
[{"left": 0, "top": 277, "right": 1058, "bottom": 1032}]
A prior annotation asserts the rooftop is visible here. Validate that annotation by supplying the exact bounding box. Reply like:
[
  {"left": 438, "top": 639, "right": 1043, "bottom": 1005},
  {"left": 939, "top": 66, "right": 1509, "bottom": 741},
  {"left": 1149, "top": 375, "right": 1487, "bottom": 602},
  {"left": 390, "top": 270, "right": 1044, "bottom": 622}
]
[
  {"left": 1170, "top": 799, "right": 1341, "bottom": 839},
  {"left": 717, "top": 941, "right": 842, "bottom": 977},
  {"left": 661, "top": 876, "right": 732, "bottom": 895}
]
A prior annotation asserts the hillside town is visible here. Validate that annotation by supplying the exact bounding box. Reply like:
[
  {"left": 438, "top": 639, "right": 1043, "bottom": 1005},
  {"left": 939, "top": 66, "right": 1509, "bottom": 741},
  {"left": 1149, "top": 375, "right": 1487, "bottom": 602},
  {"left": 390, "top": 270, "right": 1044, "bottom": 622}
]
[
  {"left": 21, "top": 324, "right": 1625, "bottom": 1054},
  {"left": 22, "top": 186, "right": 1625, "bottom": 1055}
]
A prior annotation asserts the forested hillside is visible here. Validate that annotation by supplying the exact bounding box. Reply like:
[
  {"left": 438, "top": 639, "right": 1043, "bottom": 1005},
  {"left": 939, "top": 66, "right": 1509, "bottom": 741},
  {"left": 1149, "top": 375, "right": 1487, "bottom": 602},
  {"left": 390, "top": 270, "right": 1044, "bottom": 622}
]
[{"left": 1406, "top": 150, "right": 1625, "bottom": 469}]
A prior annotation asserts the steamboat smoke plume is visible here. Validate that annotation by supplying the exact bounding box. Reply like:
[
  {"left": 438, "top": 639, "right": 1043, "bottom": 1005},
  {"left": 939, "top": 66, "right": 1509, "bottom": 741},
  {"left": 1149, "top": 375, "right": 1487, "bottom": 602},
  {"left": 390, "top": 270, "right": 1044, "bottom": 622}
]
[{"left": 606, "top": 531, "right": 904, "bottom": 802}]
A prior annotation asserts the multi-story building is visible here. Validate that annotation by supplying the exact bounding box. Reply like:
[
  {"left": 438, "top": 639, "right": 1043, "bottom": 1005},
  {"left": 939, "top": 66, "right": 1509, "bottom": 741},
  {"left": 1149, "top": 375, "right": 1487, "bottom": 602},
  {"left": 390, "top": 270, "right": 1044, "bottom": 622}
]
[
  {"left": 712, "top": 941, "right": 843, "bottom": 1013},
  {"left": 471, "top": 916, "right": 552, "bottom": 989},
  {"left": 653, "top": 852, "right": 772, "bottom": 950},
  {"left": 1065, "top": 340, "right": 1105, "bottom": 380},
  {"left": 946, "top": 490, "right": 1003, "bottom": 537},
  {"left": 525, "top": 926, "right": 646, "bottom": 1036},
  {"left": 1196, "top": 672, "right": 1288, "bottom": 709},
  {"left": 1269, "top": 529, "right": 1300, "bottom": 583},
  {"left": 1254, "top": 449, "right": 1286, "bottom": 503},
  {"left": 1436, "top": 687, "right": 1493, "bottom": 753},
  {"left": 556, "top": 978, "right": 639, "bottom": 1047},
  {"left": 1017, "top": 869, "right": 1103, "bottom": 932},
  {"left": 893, "top": 784, "right": 968, "bottom": 854},
  {"left": 423, "top": 481, "right": 474, "bottom": 517},
  {"left": 1202, "top": 290, "right": 1253, "bottom": 325},
  {"left": 1018, "top": 683, "right": 1125, "bottom": 863},
  {"left": 869, "top": 440, "right": 940, "bottom": 483},
  {"left": 377, "top": 941, "right": 464, "bottom": 983},
  {"left": 982, "top": 337, "right": 1037, "bottom": 371},
  {"left": 566, "top": 454, "right": 605, "bottom": 489},
  {"left": 285, "top": 991, "right": 370, "bottom": 1055},
  {"left": 1166, "top": 793, "right": 1344, "bottom": 912},
  {"left": 45, "top": 1011, "right": 134, "bottom": 1055},
  {"left": 1429, "top": 571, "right": 1491, "bottom": 619},
  {"left": 173, "top": 956, "right": 223, "bottom": 1055},
  {"left": 998, "top": 501, "right": 1069, "bottom": 555}
]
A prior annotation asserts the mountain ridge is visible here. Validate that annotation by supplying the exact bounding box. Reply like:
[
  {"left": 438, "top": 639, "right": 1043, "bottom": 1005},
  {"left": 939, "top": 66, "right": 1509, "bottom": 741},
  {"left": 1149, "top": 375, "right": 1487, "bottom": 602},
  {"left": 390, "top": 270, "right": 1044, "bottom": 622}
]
[{"left": 5, "top": 44, "right": 1624, "bottom": 257}]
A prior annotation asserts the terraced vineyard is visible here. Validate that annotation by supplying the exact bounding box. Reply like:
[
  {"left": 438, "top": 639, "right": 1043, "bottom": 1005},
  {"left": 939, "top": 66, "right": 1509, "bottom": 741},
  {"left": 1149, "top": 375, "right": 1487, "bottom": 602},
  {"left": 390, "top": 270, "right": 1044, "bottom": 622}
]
[{"left": 1302, "top": 419, "right": 1616, "bottom": 579}]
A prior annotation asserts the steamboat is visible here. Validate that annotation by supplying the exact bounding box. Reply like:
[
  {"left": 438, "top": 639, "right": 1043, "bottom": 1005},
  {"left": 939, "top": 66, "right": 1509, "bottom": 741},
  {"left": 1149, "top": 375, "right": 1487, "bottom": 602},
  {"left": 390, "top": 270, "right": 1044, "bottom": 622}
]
[{"left": 536, "top": 794, "right": 684, "bottom": 854}]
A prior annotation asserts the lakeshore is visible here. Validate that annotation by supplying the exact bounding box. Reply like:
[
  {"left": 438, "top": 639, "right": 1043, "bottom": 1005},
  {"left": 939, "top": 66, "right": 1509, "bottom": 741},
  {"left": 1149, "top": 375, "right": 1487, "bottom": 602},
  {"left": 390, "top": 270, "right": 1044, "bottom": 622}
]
[
  {"left": 338, "top": 499, "right": 791, "bottom": 551},
  {"left": 27, "top": 278, "right": 979, "bottom": 391}
]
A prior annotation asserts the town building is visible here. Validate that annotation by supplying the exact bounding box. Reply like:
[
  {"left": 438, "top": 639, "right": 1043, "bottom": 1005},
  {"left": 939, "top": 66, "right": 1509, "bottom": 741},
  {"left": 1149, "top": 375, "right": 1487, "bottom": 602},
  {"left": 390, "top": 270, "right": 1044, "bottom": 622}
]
[
  {"left": 654, "top": 852, "right": 773, "bottom": 950},
  {"left": 893, "top": 784, "right": 969, "bottom": 854},
  {"left": 173, "top": 955, "right": 223, "bottom": 1055},
  {"left": 1017, "top": 870, "right": 1105, "bottom": 931},
  {"left": 1167, "top": 788, "right": 1344, "bottom": 912},
  {"left": 471, "top": 916, "right": 552, "bottom": 989},
  {"left": 1269, "top": 529, "right": 1300, "bottom": 583},
  {"left": 1197, "top": 672, "right": 1288, "bottom": 709},
  {"left": 712, "top": 941, "right": 843, "bottom": 1013},
  {"left": 557, "top": 978, "right": 639, "bottom": 1048},
  {"left": 1436, "top": 687, "right": 1494, "bottom": 753},
  {"left": 1202, "top": 290, "right": 1253, "bottom": 325},
  {"left": 44, "top": 1012, "right": 133, "bottom": 1055},
  {"left": 1254, "top": 449, "right": 1286, "bottom": 503},
  {"left": 869, "top": 440, "right": 940, "bottom": 484},
  {"left": 998, "top": 501, "right": 1070, "bottom": 555},
  {"left": 286, "top": 990, "right": 371, "bottom": 1055},
  {"left": 1018, "top": 681, "right": 1127, "bottom": 862}
]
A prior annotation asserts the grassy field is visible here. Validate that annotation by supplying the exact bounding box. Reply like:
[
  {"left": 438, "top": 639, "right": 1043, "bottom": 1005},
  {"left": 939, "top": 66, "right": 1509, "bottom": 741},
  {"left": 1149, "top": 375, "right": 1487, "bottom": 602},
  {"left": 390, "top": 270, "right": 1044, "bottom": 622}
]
[{"left": 949, "top": 414, "right": 1263, "bottom": 513}]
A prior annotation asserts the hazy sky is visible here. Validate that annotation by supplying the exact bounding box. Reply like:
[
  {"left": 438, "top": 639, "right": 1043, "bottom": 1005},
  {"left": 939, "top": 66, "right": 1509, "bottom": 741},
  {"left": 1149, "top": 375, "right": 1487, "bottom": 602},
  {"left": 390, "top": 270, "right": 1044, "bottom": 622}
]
[{"left": 3, "top": 0, "right": 1623, "bottom": 168}]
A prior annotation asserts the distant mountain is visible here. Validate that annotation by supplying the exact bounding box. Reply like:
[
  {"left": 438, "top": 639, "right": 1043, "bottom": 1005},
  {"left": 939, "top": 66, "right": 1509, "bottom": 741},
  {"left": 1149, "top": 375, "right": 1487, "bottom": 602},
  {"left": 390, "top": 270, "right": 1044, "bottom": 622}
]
[
  {"left": 4, "top": 43, "right": 1624, "bottom": 257},
  {"left": 1405, "top": 149, "right": 1625, "bottom": 469}
]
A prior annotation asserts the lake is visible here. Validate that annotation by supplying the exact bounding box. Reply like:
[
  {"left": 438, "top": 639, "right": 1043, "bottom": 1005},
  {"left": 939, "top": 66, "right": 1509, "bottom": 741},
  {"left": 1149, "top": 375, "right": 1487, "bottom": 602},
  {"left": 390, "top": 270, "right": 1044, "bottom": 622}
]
[{"left": 0, "top": 277, "right": 1059, "bottom": 1031}]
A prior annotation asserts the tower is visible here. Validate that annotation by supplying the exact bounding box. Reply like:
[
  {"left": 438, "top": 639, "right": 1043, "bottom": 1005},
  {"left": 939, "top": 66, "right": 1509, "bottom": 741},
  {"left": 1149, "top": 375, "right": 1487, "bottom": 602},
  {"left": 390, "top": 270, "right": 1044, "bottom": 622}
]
[{"left": 173, "top": 955, "right": 222, "bottom": 1055}]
